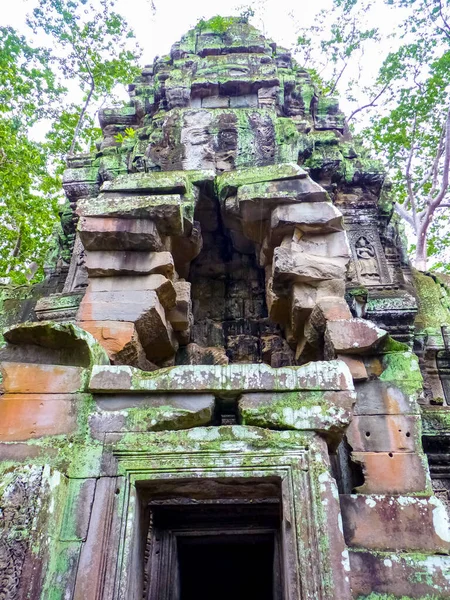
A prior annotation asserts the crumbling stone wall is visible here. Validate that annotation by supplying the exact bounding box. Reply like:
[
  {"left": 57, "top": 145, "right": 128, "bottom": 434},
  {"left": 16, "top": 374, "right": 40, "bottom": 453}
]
[{"left": 0, "top": 16, "right": 449, "bottom": 600}]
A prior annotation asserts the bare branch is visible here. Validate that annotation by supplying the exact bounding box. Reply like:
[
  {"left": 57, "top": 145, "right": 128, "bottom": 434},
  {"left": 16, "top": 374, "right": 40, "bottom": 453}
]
[
  {"left": 405, "top": 116, "right": 418, "bottom": 225},
  {"left": 426, "top": 106, "right": 450, "bottom": 215},
  {"left": 394, "top": 202, "right": 415, "bottom": 227},
  {"left": 327, "top": 60, "right": 349, "bottom": 97},
  {"left": 438, "top": 0, "right": 450, "bottom": 40},
  {"left": 348, "top": 82, "right": 389, "bottom": 122}
]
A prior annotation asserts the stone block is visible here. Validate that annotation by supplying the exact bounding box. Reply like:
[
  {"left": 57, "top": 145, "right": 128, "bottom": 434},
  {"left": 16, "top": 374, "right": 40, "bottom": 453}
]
[
  {"left": 215, "top": 163, "right": 307, "bottom": 201},
  {"left": 78, "top": 290, "right": 167, "bottom": 322},
  {"left": 90, "top": 393, "right": 216, "bottom": 434},
  {"left": 100, "top": 171, "right": 190, "bottom": 194},
  {"left": 349, "top": 550, "right": 450, "bottom": 598},
  {"left": 270, "top": 202, "right": 344, "bottom": 245},
  {"left": 292, "top": 230, "right": 351, "bottom": 259},
  {"left": 230, "top": 93, "right": 258, "bottom": 108},
  {"left": 87, "top": 275, "right": 176, "bottom": 310},
  {"left": 77, "top": 194, "right": 188, "bottom": 236},
  {"left": 337, "top": 355, "right": 368, "bottom": 382},
  {"left": 85, "top": 250, "right": 174, "bottom": 278},
  {"left": 239, "top": 390, "right": 355, "bottom": 432},
  {"left": 0, "top": 363, "right": 87, "bottom": 394},
  {"left": 0, "top": 393, "right": 79, "bottom": 440},
  {"left": 2, "top": 321, "right": 109, "bottom": 367},
  {"left": 352, "top": 452, "right": 431, "bottom": 494},
  {"left": 89, "top": 360, "right": 354, "bottom": 394},
  {"left": 167, "top": 281, "right": 192, "bottom": 331},
  {"left": 304, "top": 298, "right": 352, "bottom": 347},
  {"left": 169, "top": 222, "right": 203, "bottom": 278},
  {"left": 78, "top": 216, "right": 163, "bottom": 251},
  {"left": 201, "top": 95, "right": 229, "bottom": 108},
  {"left": 325, "top": 318, "right": 387, "bottom": 355},
  {"left": 340, "top": 494, "right": 450, "bottom": 554},
  {"left": 347, "top": 415, "right": 421, "bottom": 452},
  {"left": 354, "top": 380, "right": 420, "bottom": 415},
  {"left": 176, "top": 343, "right": 228, "bottom": 365},
  {"left": 273, "top": 246, "right": 347, "bottom": 288},
  {"left": 237, "top": 177, "right": 328, "bottom": 221},
  {"left": 290, "top": 283, "right": 317, "bottom": 336},
  {"left": 77, "top": 321, "right": 157, "bottom": 370}
]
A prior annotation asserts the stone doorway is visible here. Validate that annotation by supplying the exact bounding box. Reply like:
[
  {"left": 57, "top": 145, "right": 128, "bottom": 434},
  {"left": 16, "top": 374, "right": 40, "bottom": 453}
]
[{"left": 144, "top": 501, "right": 282, "bottom": 600}]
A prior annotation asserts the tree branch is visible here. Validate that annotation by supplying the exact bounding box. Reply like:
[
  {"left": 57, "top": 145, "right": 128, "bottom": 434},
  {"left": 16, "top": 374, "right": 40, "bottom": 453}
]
[
  {"left": 348, "top": 82, "right": 389, "bottom": 122},
  {"left": 405, "top": 115, "right": 418, "bottom": 227},
  {"left": 394, "top": 202, "right": 414, "bottom": 227}
]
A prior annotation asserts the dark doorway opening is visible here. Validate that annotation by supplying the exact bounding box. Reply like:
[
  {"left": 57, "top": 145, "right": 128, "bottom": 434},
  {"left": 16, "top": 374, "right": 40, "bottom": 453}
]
[
  {"left": 178, "top": 533, "right": 274, "bottom": 600},
  {"left": 141, "top": 478, "right": 283, "bottom": 600}
]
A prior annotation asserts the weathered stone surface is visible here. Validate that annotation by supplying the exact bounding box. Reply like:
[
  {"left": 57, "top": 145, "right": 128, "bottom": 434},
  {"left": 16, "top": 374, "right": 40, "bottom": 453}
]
[
  {"left": 239, "top": 390, "right": 355, "bottom": 432},
  {"left": 176, "top": 343, "right": 229, "bottom": 365},
  {"left": 34, "top": 292, "right": 84, "bottom": 322},
  {"left": 337, "top": 355, "right": 368, "bottom": 382},
  {"left": 349, "top": 550, "right": 450, "bottom": 598},
  {"left": 72, "top": 477, "right": 122, "bottom": 600},
  {"left": 60, "top": 478, "right": 97, "bottom": 541},
  {"left": 354, "top": 380, "right": 420, "bottom": 415},
  {"left": 292, "top": 230, "right": 351, "bottom": 259},
  {"left": 341, "top": 494, "right": 450, "bottom": 553},
  {"left": 2, "top": 321, "right": 109, "bottom": 367},
  {"left": 270, "top": 202, "right": 344, "bottom": 245},
  {"left": 85, "top": 250, "right": 175, "bottom": 278},
  {"left": 325, "top": 318, "right": 388, "bottom": 355},
  {"left": 77, "top": 194, "right": 189, "bottom": 236},
  {"left": 77, "top": 290, "right": 177, "bottom": 362},
  {"left": 1, "top": 363, "right": 87, "bottom": 394},
  {"left": 237, "top": 178, "right": 329, "bottom": 221},
  {"left": 90, "top": 393, "right": 215, "bottom": 434},
  {"left": 304, "top": 297, "right": 352, "bottom": 347},
  {"left": 78, "top": 216, "right": 163, "bottom": 251},
  {"left": 0, "top": 393, "right": 79, "bottom": 440},
  {"left": 215, "top": 163, "right": 307, "bottom": 200},
  {"left": 100, "top": 171, "right": 190, "bottom": 194},
  {"left": 77, "top": 321, "right": 157, "bottom": 370},
  {"left": 87, "top": 275, "right": 176, "bottom": 309},
  {"left": 352, "top": 452, "right": 431, "bottom": 494},
  {"left": 89, "top": 360, "right": 354, "bottom": 394},
  {"left": 273, "top": 246, "right": 348, "bottom": 287},
  {"left": 167, "top": 281, "right": 192, "bottom": 331},
  {"left": 347, "top": 415, "right": 421, "bottom": 452}
]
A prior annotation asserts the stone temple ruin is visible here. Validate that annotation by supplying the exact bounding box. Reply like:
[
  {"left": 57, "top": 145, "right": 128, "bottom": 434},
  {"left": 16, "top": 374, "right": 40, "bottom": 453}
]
[{"left": 1, "top": 16, "right": 450, "bottom": 600}]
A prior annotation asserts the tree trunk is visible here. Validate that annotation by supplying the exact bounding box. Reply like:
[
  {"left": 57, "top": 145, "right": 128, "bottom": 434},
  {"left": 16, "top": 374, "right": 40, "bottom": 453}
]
[
  {"left": 414, "top": 225, "right": 428, "bottom": 271},
  {"left": 69, "top": 81, "right": 95, "bottom": 155}
]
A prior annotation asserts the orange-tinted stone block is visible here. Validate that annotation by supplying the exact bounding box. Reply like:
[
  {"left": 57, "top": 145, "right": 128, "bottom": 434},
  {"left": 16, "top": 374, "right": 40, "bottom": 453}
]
[
  {"left": 352, "top": 452, "right": 430, "bottom": 494},
  {"left": 77, "top": 321, "right": 136, "bottom": 358},
  {"left": 0, "top": 363, "right": 87, "bottom": 394},
  {"left": 341, "top": 494, "right": 450, "bottom": 554},
  {"left": 0, "top": 393, "right": 78, "bottom": 440}
]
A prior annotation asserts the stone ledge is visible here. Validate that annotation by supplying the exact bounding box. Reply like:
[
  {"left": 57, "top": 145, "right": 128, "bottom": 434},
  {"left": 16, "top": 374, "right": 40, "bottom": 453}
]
[{"left": 88, "top": 360, "right": 354, "bottom": 394}]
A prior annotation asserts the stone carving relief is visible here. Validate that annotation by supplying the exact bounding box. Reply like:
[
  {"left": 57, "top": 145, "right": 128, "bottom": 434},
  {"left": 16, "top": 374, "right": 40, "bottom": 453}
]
[
  {"left": 0, "top": 468, "right": 43, "bottom": 600},
  {"left": 347, "top": 228, "right": 391, "bottom": 286}
]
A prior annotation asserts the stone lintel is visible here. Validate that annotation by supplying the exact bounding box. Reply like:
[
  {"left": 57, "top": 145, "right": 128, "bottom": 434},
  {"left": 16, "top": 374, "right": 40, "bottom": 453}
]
[{"left": 89, "top": 360, "right": 354, "bottom": 394}]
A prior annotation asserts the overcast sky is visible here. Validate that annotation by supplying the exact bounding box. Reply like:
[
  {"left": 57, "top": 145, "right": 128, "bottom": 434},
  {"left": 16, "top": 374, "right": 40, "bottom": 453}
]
[
  {"left": 4, "top": 0, "right": 404, "bottom": 68},
  {"left": 3, "top": 0, "right": 408, "bottom": 128}
]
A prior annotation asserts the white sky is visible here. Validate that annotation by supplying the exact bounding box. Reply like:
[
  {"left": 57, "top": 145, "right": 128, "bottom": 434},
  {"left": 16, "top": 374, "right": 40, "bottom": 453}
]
[
  {"left": 4, "top": 0, "right": 405, "bottom": 77},
  {"left": 2, "top": 0, "right": 409, "bottom": 135}
]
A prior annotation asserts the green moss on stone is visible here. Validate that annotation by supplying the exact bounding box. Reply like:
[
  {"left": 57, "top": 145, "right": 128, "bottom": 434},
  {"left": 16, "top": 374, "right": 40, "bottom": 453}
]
[{"left": 413, "top": 269, "right": 450, "bottom": 332}]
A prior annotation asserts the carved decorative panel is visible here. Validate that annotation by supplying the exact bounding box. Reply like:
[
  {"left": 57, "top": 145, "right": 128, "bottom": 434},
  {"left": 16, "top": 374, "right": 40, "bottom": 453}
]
[
  {"left": 347, "top": 227, "right": 391, "bottom": 286},
  {"left": 0, "top": 468, "right": 43, "bottom": 600}
]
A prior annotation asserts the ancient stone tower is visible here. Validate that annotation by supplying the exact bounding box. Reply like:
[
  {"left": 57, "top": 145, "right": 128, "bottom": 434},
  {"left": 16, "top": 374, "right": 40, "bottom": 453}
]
[{"left": 1, "top": 17, "right": 450, "bottom": 600}]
